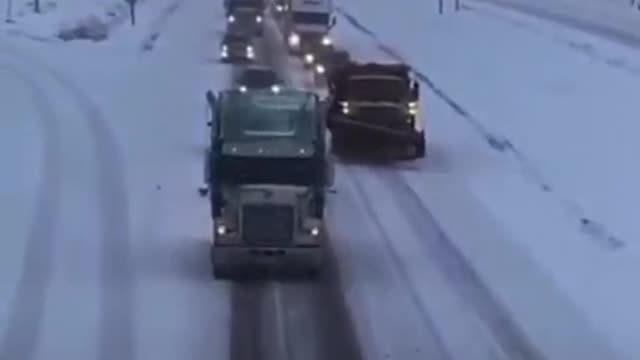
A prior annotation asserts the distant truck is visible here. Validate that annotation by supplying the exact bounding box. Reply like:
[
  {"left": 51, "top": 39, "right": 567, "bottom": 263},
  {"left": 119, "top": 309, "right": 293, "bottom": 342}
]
[
  {"left": 219, "top": 32, "right": 256, "bottom": 63},
  {"left": 281, "top": 0, "right": 336, "bottom": 63},
  {"left": 327, "top": 61, "right": 426, "bottom": 159},
  {"left": 204, "top": 88, "right": 333, "bottom": 279},
  {"left": 226, "top": 6, "right": 264, "bottom": 37}
]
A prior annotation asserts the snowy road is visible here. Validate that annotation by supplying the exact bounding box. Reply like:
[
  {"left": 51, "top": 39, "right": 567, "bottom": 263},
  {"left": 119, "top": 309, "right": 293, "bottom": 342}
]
[
  {"left": 0, "top": 0, "right": 230, "bottom": 357},
  {"left": 224, "top": 16, "right": 363, "bottom": 360}
]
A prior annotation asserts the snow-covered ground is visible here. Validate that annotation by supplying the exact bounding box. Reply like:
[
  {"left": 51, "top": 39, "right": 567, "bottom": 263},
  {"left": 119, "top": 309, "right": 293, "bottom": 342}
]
[
  {"left": 469, "top": 0, "right": 640, "bottom": 48},
  {"left": 334, "top": 0, "right": 640, "bottom": 358},
  {"left": 466, "top": 1, "right": 640, "bottom": 76},
  {"left": 0, "top": 0, "right": 231, "bottom": 358},
  {"left": 3, "top": 0, "right": 640, "bottom": 358}
]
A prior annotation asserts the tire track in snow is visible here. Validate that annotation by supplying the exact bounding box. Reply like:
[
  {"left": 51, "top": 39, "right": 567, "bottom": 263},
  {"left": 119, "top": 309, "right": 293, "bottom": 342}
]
[
  {"left": 46, "top": 70, "right": 135, "bottom": 360},
  {"left": 0, "top": 64, "right": 62, "bottom": 360},
  {"left": 365, "top": 165, "right": 545, "bottom": 360},
  {"left": 468, "top": 0, "right": 640, "bottom": 50},
  {"left": 340, "top": 164, "right": 454, "bottom": 360},
  {"left": 140, "top": 0, "right": 184, "bottom": 52},
  {"left": 1, "top": 47, "right": 136, "bottom": 360}
]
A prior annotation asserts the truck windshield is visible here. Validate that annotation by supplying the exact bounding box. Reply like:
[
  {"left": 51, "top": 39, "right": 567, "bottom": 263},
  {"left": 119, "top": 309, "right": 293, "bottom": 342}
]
[
  {"left": 218, "top": 157, "right": 321, "bottom": 186},
  {"left": 220, "top": 91, "right": 316, "bottom": 144},
  {"left": 344, "top": 76, "right": 408, "bottom": 102},
  {"left": 293, "top": 11, "right": 330, "bottom": 25}
]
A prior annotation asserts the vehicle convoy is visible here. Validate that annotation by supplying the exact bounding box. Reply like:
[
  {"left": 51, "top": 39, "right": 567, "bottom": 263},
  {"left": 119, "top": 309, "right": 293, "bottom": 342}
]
[
  {"left": 236, "top": 65, "right": 284, "bottom": 92},
  {"left": 280, "top": 0, "right": 336, "bottom": 64},
  {"left": 327, "top": 61, "right": 426, "bottom": 159},
  {"left": 226, "top": 6, "right": 264, "bottom": 36},
  {"left": 204, "top": 88, "right": 333, "bottom": 278},
  {"left": 220, "top": 32, "right": 256, "bottom": 63}
]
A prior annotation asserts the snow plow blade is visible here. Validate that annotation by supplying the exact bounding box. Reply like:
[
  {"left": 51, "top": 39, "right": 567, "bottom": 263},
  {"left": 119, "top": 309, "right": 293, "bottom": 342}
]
[
  {"left": 329, "top": 116, "right": 425, "bottom": 160},
  {"left": 329, "top": 115, "right": 423, "bottom": 142}
]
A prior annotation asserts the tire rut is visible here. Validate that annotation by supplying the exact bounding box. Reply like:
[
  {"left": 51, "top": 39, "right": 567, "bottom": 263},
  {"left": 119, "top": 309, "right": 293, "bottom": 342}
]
[
  {"left": 228, "top": 249, "right": 364, "bottom": 360},
  {"left": 340, "top": 164, "right": 453, "bottom": 360},
  {"left": 0, "top": 64, "right": 62, "bottom": 360},
  {"left": 368, "top": 165, "right": 545, "bottom": 360},
  {"left": 1, "top": 47, "right": 136, "bottom": 360}
]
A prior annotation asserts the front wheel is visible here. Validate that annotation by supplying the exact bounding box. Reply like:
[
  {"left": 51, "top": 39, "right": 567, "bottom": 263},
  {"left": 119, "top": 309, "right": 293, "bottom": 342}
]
[{"left": 415, "top": 135, "right": 426, "bottom": 158}]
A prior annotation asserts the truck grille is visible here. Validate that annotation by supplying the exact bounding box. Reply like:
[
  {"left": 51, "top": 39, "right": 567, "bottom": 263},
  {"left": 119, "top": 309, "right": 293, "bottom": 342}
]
[
  {"left": 355, "top": 106, "right": 407, "bottom": 129},
  {"left": 241, "top": 204, "right": 294, "bottom": 246}
]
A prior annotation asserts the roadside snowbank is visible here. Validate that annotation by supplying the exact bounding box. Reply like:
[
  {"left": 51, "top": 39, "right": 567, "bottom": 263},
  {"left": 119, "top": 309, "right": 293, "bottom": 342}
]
[
  {"left": 465, "top": 1, "right": 640, "bottom": 76},
  {"left": 2, "top": 0, "right": 131, "bottom": 41},
  {"left": 469, "top": 0, "right": 640, "bottom": 48}
]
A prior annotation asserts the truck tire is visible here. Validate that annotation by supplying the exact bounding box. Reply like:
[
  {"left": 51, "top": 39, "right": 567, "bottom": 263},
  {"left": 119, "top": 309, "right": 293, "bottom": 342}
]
[
  {"left": 415, "top": 136, "right": 426, "bottom": 158},
  {"left": 210, "top": 246, "right": 234, "bottom": 279}
]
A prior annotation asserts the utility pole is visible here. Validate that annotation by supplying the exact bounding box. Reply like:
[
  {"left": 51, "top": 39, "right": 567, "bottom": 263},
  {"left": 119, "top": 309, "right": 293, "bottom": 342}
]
[
  {"left": 5, "top": 0, "right": 14, "bottom": 22},
  {"left": 34, "top": 0, "right": 40, "bottom": 13},
  {"left": 127, "top": 0, "right": 136, "bottom": 25},
  {"left": 455, "top": 0, "right": 461, "bottom": 11},
  {"left": 438, "top": 0, "right": 443, "bottom": 14}
]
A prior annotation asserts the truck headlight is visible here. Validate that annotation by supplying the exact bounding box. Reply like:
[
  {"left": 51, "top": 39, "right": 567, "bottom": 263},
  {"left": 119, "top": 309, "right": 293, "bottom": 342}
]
[
  {"left": 310, "top": 226, "right": 320, "bottom": 236},
  {"left": 227, "top": 15, "right": 235, "bottom": 23},
  {"left": 255, "top": 15, "right": 262, "bottom": 23},
  {"left": 246, "top": 46, "right": 254, "bottom": 58},
  {"left": 288, "top": 33, "right": 300, "bottom": 47},
  {"left": 408, "top": 101, "right": 418, "bottom": 115},
  {"left": 340, "top": 101, "right": 349, "bottom": 114},
  {"left": 304, "top": 53, "right": 314, "bottom": 64},
  {"left": 315, "top": 64, "right": 325, "bottom": 74},
  {"left": 216, "top": 224, "right": 227, "bottom": 235},
  {"left": 321, "top": 36, "right": 332, "bottom": 46},
  {"left": 221, "top": 45, "right": 228, "bottom": 57}
]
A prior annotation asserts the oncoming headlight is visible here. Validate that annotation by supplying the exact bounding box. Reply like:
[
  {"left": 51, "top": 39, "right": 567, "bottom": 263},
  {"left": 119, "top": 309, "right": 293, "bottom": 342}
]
[
  {"left": 271, "top": 84, "right": 281, "bottom": 93},
  {"left": 239, "top": 85, "right": 247, "bottom": 93},
  {"left": 321, "top": 36, "right": 332, "bottom": 46},
  {"left": 288, "top": 33, "right": 300, "bottom": 47},
  {"left": 315, "top": 64, "right": 325, "bottom": 74},
  {"left": 276, "top": 4, "right": 284, "bottom": 11},
  {"left": 216, "top": 224, "right": 227, "bottom": 235},
  {"left": 227, "top": 15, "right": 235, "bottom": 23},
  {"left": 255, "top": 15, "right": 262, "bottom": 23}
]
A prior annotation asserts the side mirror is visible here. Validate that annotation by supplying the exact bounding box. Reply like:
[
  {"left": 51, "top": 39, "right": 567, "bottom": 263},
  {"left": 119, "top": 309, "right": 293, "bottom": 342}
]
[
  {"left": 330, "top": 16, "right": 336, "bottom": 28},
  {"left": 205, "top": 90, "right": 216, "bottom": 107},
  {"left": 205, "top": 90, "right": 216, "bottom": 126}
]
